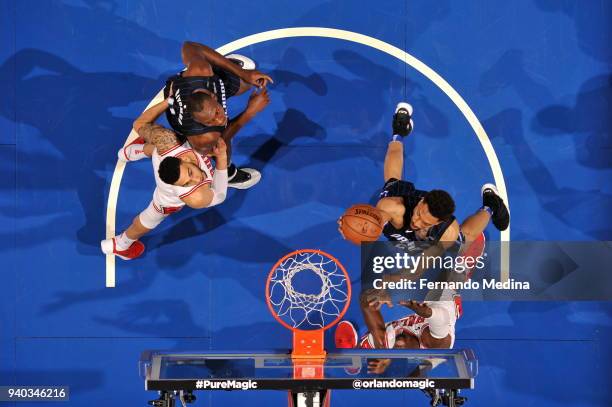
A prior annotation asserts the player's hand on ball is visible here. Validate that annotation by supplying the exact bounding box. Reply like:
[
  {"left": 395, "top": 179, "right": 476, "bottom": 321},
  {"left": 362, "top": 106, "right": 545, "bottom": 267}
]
[
  {"left": 338, "top": 204, "right": 383, "bottom": 245},
  {"left": 244, "top": 69, "right": 273, "bottom": 88},
  {"left": 398, "top": 300, "right": 432, "bottom": 318},
  {"left": 337, "top": 216, "right": 347, "bottom": 240},
  {"left": 246, "top": 88, "right": 270, "bottom": 116}
]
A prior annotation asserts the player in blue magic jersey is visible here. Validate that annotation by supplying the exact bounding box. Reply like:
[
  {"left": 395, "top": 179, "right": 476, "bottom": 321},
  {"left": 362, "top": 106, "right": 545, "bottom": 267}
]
[
  {"left": 164, "top": 41, "right": 273, "bottom": 189},
  {"left": 339, "top": 103, "right": 509, "bottom": 250}
]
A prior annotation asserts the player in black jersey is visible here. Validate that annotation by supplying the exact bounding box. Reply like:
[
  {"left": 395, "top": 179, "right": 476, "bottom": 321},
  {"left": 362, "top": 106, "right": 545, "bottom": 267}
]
[
  {"left": 338, "top": 102, "right": 510, "bottom": 253},
  {"left": 164, "top": 41, "right": 273, "bottom": 189}
]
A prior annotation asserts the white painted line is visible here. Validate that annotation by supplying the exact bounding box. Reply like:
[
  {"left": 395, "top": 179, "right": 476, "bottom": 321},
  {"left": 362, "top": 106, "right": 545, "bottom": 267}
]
[{"left": 105, "top": 93, "right": 164, "bottom": 287}]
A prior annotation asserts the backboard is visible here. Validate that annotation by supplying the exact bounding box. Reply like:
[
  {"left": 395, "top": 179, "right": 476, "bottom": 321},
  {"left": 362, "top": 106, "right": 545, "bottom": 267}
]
[{"left": 140, "top": 349, "right": 477, "bottom": 406}]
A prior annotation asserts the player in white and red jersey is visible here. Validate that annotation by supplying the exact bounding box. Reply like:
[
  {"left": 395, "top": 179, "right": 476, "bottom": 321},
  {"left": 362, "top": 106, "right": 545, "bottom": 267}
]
[
  {"left": 334, "top": 235, "right": 485, "bottom": 354},
  {"left": 335, "top": 291, "right": 461, "bottom": 375},
  {"left": 336, "top": 290, "right": 461, "bottom": 351},
  {"left": 101, "top": 93, "right": 229, "bottom": 260},
  {"left": 361, "top": 294, "right": 460, "bottom": 349},
  {"left": 335, "top": 215, "right": 486, "bottom": 349},
  {"left": 334, "top": 237, "right": 485, "bottom": 372}
]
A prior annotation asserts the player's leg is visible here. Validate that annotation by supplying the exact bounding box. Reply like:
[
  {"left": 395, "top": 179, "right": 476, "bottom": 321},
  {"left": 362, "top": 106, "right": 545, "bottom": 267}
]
[
  {"left": 101, "top": 200, "right": 170, "bottom": 260},
  {"left": 221, "top": 128, "right": 261, "bottom": 189},
  {"left": 207, "top": 56, "right": 262, "bottom": 189},
  {"left": 221, "top": 131, "right": 234, "bottom": 163},
  {"left": 460, "top": 210, "right": 491, "bottom": 243},
  {"left": 460, "top": 183, "right": 510, "bottom": 242},
  {"left": 100, "top": 218, "right": 146, "bottom": 260},
  {"left": 383, "top": 103, "right": 414, "bottom": 182},
  {"left": 383, "top": 140, "right": 404, "bottom": 182},
  {"left": 123, "top": 213, "right": 153, "bottom": 241}
]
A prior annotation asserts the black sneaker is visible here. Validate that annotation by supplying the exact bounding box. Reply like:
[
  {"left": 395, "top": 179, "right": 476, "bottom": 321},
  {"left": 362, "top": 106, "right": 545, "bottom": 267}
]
[
  {"left": 225, "top": 54, "right": 256, "bottom": 70},
  {"left": 228, "top": 165, "right": 261, "bottom": 189},
  {"left": 481, "top": 183, "right": 510, "bottom": 231},
  {"left": 392, "top": 102, "right": 414, "bottom": 137}
]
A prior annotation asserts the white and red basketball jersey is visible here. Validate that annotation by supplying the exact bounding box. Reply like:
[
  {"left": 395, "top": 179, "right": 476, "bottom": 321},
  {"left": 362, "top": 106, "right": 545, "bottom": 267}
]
[
  {"left": 388, "top": 300, "right": 457, "bottom": 349},
  {"left": 151, "top": 141, "right": 215, "bottom": 210},
  {"left": 359, "top": 295, "right": 461, "bottom": 350}
]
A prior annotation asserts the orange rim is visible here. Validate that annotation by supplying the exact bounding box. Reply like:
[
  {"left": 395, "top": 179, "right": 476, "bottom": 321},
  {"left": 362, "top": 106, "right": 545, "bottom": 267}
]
[{"left": 265, "top": 249, "right": 351, "bottom": 332}]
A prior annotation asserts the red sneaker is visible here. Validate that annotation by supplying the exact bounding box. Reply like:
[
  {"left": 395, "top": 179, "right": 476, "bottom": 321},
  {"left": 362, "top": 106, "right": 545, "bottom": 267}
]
[
  {"left": 100, "top": 237, "right": 145, "bottom": 260},
  {"left": 118, "top": 136, "right": 147, "bottom": 162},
  {"left": 335, "top": 321, "right": 358, "bottom": 349}
]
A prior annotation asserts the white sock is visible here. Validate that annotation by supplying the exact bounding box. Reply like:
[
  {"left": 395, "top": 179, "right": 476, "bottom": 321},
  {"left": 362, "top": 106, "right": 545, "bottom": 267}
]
[{"left": 115, "top": 232, "right": 135, "bottom": 251}]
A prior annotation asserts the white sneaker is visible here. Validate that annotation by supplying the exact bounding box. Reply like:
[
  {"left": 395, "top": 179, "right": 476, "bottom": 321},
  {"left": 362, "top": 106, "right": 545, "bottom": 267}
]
[
  {"left": 226, "top": 54, "right": 256, "bottom": 70},
  {"left": 228, "top": 167, "right": 261, "bottom": 190},
  {"left": 118, "top": 137, "right": 147, "bottom": 162}
]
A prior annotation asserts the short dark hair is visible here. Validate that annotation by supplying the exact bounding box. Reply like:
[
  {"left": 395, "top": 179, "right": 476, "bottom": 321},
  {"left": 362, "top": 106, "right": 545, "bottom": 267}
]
[
  {"left": 158, "top": 156, "right": 181, "bottom": 185},
  {"left": 423, "top": 189, "right": 455, "bottom": 221},
  {"left": 188, "top": 92, "right": 214, "bottom": 114}
]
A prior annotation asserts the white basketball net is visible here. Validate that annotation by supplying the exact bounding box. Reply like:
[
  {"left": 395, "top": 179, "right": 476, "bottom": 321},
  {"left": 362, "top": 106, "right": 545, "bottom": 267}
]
[{"left": 268, "top": 252, "right": 349, "bottom": 330}]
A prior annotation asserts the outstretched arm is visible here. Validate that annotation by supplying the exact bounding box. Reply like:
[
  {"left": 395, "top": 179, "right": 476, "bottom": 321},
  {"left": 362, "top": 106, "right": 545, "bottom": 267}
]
[
  {"left": 221, "top": 88, "right": 270, "bottom": 143},
  {"left": 182, "top": 41, "right": 273, "bottom": 87},
  {"left": 133, "top": 97, "right": 169, "bottom": 132},
  {"left": 359, "top": 289, "right": 392, "bottom": 349}
]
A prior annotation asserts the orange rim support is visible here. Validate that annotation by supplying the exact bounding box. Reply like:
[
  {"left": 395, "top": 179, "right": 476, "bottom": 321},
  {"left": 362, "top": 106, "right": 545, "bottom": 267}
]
[{"left": 292, "top": 329, "right": 326, "bottom": 379}]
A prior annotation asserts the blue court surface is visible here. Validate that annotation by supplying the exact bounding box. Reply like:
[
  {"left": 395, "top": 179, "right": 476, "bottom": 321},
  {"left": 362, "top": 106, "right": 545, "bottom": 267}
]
[{"left": 1, "top": 1, "right": 611, "bottom": 406}]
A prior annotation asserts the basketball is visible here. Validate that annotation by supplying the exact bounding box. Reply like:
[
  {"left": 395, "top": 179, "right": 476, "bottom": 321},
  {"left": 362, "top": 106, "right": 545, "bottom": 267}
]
[{"left": 340, "top": 204, "right": 384, "bottom": 245}]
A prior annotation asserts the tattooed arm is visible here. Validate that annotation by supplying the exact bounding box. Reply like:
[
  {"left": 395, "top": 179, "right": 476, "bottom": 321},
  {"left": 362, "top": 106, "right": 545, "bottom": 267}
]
[
  {"left": 136, "top": 124, "right": 179, "bottom": 155},
  {"left": 132, "top": 94, "right": 179, "bottom": 154}
]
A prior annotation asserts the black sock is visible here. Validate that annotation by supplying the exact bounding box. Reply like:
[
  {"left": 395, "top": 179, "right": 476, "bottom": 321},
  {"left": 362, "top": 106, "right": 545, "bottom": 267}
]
[{"left": 227, "top": 163, "right": 237, "bottom": 178}]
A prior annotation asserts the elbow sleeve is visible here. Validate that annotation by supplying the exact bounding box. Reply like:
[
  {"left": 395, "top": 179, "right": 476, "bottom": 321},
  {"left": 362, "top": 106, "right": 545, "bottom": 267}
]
[{"left": 208, "top": 169, "right": 228, "bottom": 207}]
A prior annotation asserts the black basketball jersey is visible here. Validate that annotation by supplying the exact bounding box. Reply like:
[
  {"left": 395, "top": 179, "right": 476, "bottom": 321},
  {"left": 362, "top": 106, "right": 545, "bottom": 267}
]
[
  {"left": 380, "top": 179, "right": 455, "bottom": 243},
  {"left": 164, "top": 72, "right": 228, "bottom": 137}
]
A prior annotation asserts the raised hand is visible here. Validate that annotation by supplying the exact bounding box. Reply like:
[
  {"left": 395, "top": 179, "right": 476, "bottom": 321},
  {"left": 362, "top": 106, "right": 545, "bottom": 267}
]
[
  {"left": 246, "top": 88, "right": 271, "bottom": 116},
  {"left": 364, "top": 288, "right": 393, "bottom": 310},
  {"left": 243, "top": 69, "right": 273, "bottom": 88},
  {"left": 211, "top": 137, "right": 227, "bottom": 159},
  {"left": 337, "top": 216, "right": 347, "bottom": 240}
]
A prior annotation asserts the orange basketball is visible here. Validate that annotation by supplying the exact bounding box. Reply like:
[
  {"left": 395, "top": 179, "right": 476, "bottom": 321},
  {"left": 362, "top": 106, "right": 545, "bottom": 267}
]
[{"left": 341, "top": 204, "right": 384, "bottom": 245}]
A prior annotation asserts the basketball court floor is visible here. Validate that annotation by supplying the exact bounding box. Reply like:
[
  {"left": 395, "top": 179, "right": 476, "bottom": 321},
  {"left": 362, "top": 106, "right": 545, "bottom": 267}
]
[{"left": 1, "top": 1, "right": 611, "bottom": 406}]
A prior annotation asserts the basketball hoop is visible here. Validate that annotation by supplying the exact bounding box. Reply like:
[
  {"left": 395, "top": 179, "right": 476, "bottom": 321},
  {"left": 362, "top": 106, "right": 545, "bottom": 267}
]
[{"left": 266, "top": 249, "right": 351, "bottom": 379}]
